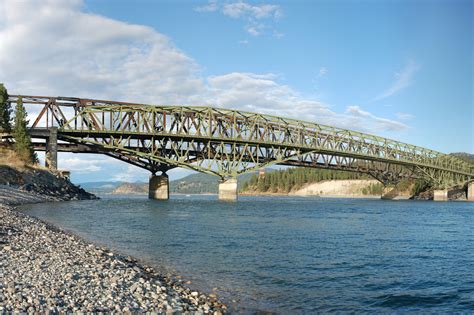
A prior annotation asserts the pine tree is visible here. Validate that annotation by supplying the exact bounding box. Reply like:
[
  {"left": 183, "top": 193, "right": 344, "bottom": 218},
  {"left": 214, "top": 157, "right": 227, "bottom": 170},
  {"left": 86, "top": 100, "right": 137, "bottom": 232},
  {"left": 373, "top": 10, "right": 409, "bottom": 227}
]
[
  {"left": 257, "top": 177, "right": 266, "bottom": 192},
  {"left": 13, "top": 97, "right": 35, "bottom": 163},
  {"left": 0, "top": 84, "right": 11, "bottom": 133},
  {"left": 242, "top": 181, "right": 249, "bottom": 192}
]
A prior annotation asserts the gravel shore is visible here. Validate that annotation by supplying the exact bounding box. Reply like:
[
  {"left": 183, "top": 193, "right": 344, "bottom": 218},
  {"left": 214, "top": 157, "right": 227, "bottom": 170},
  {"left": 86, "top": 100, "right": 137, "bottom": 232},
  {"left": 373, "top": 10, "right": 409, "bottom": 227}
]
[{"left": 0, "top": 187, "right": 228, "bottom": 313}]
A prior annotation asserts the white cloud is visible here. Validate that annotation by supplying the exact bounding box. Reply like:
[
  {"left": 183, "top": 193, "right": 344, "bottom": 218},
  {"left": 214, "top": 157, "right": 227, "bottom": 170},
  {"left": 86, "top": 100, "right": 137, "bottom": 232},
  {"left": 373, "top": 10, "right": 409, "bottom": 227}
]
[
  {"left": 203, "top": 72, "right": 331, "bottom": 120},
  {"left": 203, "top": 72, "right": 408, "bottom": 133},
  {"left": 245, "top": 23, "right": 265, "bottom": 36},
  {"left": 318, "top": 67, "right": 328, "bottom": 77},
  {"left": 372, "top": 60, "right": 420, "bottom": 102},
  {"left": 222, "top": 2, "right": 282, "bottom": 19},
  {"left": 345, "top": 106, "right": 408, "bottom": 132},
  {"left": 0, "top": 0, "right": 407, "bottom": 134},
  {"left": 112, "top": 165, "right": 149, "bottom": 182},
  {"left": 396, "top": 112, "right": 415, "bottom": 120},
  {"left": 194, "top": 0, "right": 218, "bottom": 13},
  {"left": 0, "top": 0, "right": 410, "bottom": 180},
  {"left": 59, "top": 156, "right": 107, "bottom": 173},
  {"left": 0, "top": 0, "right": 204, "bottom": 104},
  {"left": 196, "top": 1, "right": 282, "bottom": 37},
  {"left": 273, "top": 31, "right": 284, "bottom": 39}
]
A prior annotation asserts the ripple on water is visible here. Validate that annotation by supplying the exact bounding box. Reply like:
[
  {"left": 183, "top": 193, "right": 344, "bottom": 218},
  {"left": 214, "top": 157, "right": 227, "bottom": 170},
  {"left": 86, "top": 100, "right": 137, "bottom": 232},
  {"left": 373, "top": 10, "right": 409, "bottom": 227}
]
[
  {"left": 371, "top": 292, "right": 460, "bottom": 309},
  {"left": 20, "top": 196, "right": 474, "bottom": 313}
]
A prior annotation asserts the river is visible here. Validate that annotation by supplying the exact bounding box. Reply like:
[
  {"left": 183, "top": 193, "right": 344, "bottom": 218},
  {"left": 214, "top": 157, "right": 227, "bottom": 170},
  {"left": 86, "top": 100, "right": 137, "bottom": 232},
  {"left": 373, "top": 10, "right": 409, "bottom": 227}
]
[{"left": 21, "top": 195, "right": 474, "bottom": 313}]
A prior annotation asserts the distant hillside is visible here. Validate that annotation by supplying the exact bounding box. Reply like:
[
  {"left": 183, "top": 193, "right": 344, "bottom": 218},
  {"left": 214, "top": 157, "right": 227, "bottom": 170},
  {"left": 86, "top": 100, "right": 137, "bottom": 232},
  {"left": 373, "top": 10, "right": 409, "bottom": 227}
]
[
  {"left": 114, "top": 182, "right": 147, "bottom": 194},
  {"left": 78, "top": 181, "right": 124, "bottom": 190},
  {"left": 240, "top": 167, "right": 370, "bottom": 194},
  {"left": 107, "top": 172, "right": 254, "bottom": 195},
  {"left": 451, "top": 152, "right": 474, "bottom": 165},
  {"left": 78, "top": 181, "right": 127, "bottom": 194},
  {"left": 170, "top": 172, "right": 253, "bottom": 194},
  {"left": 170, "top": 173, "right": 217, "bottom": 194}
]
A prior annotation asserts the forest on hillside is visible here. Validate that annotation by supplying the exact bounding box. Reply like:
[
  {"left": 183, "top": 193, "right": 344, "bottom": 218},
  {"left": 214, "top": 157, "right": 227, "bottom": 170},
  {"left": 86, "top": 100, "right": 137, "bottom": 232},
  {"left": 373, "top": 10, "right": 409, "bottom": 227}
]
[{"left": 240, "top": 168, "right": 372, "bottom": 194}]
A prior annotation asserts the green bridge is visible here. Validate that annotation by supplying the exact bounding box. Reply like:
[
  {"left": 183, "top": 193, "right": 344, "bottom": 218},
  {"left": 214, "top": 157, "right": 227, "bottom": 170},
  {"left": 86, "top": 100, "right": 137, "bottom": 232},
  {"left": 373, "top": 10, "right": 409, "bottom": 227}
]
[{"left": 7, "top": 95, "right": 474, "bottom": 201}]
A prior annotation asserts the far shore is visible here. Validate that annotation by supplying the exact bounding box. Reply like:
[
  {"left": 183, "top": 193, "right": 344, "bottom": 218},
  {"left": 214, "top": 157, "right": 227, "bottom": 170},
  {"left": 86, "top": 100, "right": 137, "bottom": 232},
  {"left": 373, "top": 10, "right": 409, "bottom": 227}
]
[
  {"left": 105, "top": 191, "right": 383, "bottom": 199},
  {"left": 239, "top": 192, "right": 382, "bottom": 198}
]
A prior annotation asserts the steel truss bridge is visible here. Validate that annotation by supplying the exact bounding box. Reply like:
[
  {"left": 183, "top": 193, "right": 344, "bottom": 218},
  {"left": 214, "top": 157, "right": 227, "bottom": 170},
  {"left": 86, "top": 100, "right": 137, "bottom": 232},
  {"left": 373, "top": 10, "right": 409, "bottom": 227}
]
[{"left": 7, "top": 95, "right": 474, "bottom": 189}]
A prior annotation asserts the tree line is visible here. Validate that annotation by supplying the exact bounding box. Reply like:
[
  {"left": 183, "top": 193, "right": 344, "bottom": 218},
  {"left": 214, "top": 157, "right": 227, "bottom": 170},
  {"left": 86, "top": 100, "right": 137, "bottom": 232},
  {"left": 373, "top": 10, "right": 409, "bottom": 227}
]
[
  {"left": 0, "top": 84, "right": 36, "bottom": 164},
  {"left": 240, "top": 167, "right": 371, "bottom": 193}
]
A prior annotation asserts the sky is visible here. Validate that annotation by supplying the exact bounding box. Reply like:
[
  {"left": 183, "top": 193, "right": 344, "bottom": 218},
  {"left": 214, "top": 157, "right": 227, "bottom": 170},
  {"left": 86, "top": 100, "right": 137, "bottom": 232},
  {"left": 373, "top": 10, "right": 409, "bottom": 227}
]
[{"left": 0, "top": 0, "right": 472, "bottom": 183}]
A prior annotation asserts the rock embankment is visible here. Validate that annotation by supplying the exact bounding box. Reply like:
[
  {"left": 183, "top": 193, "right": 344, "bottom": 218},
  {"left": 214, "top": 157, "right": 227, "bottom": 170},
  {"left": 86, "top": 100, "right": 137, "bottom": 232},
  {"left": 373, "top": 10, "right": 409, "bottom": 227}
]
[{"left": 0, "top": 165, "right": 96, "bottom": 201}]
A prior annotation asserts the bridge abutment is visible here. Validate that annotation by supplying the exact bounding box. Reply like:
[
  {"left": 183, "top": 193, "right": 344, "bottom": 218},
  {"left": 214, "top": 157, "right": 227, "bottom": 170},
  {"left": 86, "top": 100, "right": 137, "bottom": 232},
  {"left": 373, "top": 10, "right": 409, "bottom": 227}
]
[
  {"left": 45, "top": 127, "right": 58, "bottom": 170},
  {"left": 219, "top": 178, "right": 238, "bottom": 201},
  {"left": 433, "top": 189, "right": 448, "bottom": 201},
  {"left": 468, "top": 182, "right": 474, "bottom": 202},
  {"left": 149, "top": 174, "right": 169, "bottom": 200}
]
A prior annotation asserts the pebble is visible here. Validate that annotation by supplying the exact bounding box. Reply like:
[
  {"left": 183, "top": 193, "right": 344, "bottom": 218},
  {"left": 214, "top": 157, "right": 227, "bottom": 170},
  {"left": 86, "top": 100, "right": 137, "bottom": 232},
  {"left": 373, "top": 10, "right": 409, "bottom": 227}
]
[{"left": 0, "top": 198, "right": 229, "bottom": 313}]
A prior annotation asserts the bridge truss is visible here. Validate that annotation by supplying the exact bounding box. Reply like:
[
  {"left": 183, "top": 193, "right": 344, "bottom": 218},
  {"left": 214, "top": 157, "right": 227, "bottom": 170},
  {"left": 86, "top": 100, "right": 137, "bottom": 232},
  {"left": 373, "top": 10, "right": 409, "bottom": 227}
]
[{"left": 8, "top": 95, "right": 474, "bottom": 188}]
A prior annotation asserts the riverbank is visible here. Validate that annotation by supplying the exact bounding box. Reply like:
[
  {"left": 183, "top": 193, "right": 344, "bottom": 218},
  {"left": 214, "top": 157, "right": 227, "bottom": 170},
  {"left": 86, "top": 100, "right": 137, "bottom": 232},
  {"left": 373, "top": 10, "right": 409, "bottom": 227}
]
[
  {"left": 0, "top": 187, "right": 227, "bottom": 313},
  {"left": 241, "top": 179, "right": 384, "bottom": 198}
]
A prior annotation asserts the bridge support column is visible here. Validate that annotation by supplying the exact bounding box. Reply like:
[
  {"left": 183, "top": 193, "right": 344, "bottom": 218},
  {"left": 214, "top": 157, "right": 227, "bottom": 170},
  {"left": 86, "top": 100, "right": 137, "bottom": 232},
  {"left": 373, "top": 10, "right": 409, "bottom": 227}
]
[
  {"left": 468, "top": 183, "right": 474, "bottom": 202},
  {"left": 219, "top": 178, "right": 238, "bottom": 201},
  {"left": 381, "top": 186, "right": 412, "bottom": 200},
  {"left": 149, "top": 173, "right": 169, "bottom": 200},
  {"left": 381, "top": 186, "right": 398, "bottom": 200},
  {"left": 45, "top": 127, "right": 58, "bottom": 170},
  {"left": 433, "top": 189, "right": 448, "bottom": 201}
]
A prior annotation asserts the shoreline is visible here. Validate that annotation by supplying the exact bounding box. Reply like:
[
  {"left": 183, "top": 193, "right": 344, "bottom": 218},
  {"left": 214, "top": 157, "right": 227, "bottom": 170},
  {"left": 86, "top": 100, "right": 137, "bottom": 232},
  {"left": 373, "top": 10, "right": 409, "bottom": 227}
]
[
  {"left": 100, "top": 191, "right": 382, "bottom": 198},
  {"left": 239, "top": 192, "right": 382, "bottom": 198},
  {"left": 0, "top": 187, "right": 227, "bottom": 313}
]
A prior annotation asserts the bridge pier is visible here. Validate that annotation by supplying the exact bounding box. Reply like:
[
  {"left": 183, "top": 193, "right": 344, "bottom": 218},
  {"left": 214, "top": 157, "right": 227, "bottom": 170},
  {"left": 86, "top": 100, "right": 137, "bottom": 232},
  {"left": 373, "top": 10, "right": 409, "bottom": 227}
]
[
  {"left": 149, "top": 173, "right": 169, "bottom": 200},
  {"left": 45, "top": 127, "right": 58, "bottom": 170},
  {"left": 381, "top": 186, "right": 411, "bottom": 200},
  {"left": 468, "top": 182, "right": 474, "bottom": 202},
  {"left": 219, "top": 178, "right": 238, "bottom": 201},
  {"left": 433, "top": 189, "right": 448, "bottom": 201}
]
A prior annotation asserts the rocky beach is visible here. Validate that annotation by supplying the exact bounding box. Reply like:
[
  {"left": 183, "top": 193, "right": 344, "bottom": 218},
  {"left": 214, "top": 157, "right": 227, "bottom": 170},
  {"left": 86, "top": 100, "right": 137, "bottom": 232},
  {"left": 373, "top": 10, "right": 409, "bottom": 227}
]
[{"left": 0, "top": 184, "right": 227, "bottom": 313}]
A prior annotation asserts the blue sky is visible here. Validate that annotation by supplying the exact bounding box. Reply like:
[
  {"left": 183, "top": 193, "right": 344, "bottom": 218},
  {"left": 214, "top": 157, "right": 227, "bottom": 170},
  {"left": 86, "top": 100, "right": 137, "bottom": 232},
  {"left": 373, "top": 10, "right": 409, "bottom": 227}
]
[
  {"left": 0, "top": 0, "right": 472, "bottom": 183},
  {"left": 88, "top": 0, "right": 473, "bottom": 149}
]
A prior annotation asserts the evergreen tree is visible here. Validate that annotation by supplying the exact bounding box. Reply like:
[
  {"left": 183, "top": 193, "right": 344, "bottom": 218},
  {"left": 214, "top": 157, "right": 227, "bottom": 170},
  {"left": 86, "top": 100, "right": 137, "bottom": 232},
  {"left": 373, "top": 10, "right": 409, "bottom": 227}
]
[
  {"left": 240, "top": 166, "right": 372, "bottom": 193},
  {"left": 13, "top": 97, "right": 35, "bottom": 163},
  {"left": 0, "top": 83, "right": 11, "bottom": 133},
  {"left": 257, "top": 176, "right": 266, "bottom": 192}
]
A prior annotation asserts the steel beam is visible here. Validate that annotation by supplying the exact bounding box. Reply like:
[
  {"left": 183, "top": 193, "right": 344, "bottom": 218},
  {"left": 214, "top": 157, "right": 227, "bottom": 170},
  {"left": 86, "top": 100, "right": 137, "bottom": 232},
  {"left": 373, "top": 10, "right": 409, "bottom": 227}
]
[{"left": 5, "top": 94, "right": 473, "bottom": 188}]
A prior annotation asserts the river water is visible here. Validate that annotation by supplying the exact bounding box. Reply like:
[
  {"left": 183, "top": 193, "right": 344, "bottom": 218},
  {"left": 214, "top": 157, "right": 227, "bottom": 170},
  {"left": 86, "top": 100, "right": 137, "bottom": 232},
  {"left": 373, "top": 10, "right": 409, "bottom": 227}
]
[{"left": 21, "top": 195, "right": 474, "bottom": 313}]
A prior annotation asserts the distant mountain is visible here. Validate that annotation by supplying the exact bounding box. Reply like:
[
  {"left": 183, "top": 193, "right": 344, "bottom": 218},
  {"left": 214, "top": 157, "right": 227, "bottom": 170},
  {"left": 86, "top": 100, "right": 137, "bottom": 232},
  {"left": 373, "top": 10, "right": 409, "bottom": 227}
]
[
  {"left": 77, "top": 181, "right": 124, "bottom": 189},
  {"left": 170, "top": 173, "right": 218, "bottom": 194},
  {"left": 114, "top": 182, "right": 147, "bottom": 194},
  {"left": 105, "top": 172, "right": 256, "bottom": 195},
  {"left": 77, "top": 181, "right": 143, "bottom": 194},
  {"left": 170, "top": 172, "right": 254, "bottom": 194}
]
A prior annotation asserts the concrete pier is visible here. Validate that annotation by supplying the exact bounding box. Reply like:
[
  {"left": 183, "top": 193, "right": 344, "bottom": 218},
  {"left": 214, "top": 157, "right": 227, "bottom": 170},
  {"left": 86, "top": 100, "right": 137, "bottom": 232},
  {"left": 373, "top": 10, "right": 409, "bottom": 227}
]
[
  {"left": 45, "top": 128, "right": 58, "bottom": 170},
  {"left": 219, "top": 178, "right": 238, "bottom": 201},
  {"left": 468, "top": 182, "right": 474, "bottom": 202},
  {"left": 433, "top": 189, "right": 448, "bottom": 201},
  {"left": 381, "top": 186, "right": 411, "bottom": 200},
  {"left": 149, "top": 174, "right": 169, "bottom": 200}
]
